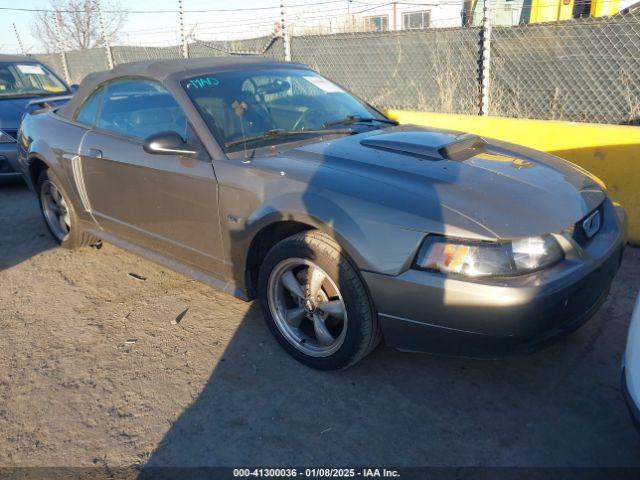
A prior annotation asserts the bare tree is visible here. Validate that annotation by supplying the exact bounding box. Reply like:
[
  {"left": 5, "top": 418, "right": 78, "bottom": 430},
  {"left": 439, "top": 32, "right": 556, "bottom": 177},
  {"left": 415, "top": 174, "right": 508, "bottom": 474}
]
[{"left": 31, "top": 0, "right": 127, "bottom": 51}]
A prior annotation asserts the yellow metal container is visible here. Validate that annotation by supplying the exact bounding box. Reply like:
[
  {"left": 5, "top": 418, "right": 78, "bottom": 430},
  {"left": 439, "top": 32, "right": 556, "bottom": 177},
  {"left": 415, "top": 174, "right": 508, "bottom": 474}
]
[
  {"left": 590, "top": 0, "right": 621, "bottom": 16},
  {"left": 529, "top": 0, "right": 575, "bottom": 23}
]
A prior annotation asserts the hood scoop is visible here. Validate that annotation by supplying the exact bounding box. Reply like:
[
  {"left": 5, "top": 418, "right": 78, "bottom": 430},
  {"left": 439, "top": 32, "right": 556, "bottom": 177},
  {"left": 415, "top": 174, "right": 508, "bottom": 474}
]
[{"left": 360, "top": 130, "right": 486, "bottom": 161}]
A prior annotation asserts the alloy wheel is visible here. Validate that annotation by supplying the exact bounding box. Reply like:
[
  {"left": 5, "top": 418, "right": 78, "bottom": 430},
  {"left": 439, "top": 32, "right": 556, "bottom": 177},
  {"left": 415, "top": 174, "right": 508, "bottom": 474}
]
[
  {"left": 40, "top": 180, "right": 71, "bottom": 241},
  {"left": 267, "top": 258, "right": 348, "bottom": 357}
]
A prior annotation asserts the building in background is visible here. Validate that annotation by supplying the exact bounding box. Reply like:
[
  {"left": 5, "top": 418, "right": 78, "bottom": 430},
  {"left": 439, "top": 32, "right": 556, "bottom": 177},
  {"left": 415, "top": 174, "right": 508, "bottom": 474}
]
[
  {"left": 290, "top": 1, "right": 466, "bottom": 35},
  {"left": 466, "top": 0, "right": 639, "bottom": 26},
  {"left": 349, "top": 1, "right": 465, "bottom": 30}
]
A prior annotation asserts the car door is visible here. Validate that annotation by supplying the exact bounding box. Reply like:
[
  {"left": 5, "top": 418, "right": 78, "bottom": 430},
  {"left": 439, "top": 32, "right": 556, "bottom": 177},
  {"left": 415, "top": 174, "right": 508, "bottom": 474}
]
[{"left": 79, "top": 78, "right": 225, "bottom": 275}]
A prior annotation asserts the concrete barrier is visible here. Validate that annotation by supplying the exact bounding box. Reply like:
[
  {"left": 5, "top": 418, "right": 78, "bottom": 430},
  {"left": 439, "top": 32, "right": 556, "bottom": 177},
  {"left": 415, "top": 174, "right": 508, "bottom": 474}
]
[{"left": 388, "top": 110, "right": 640, "bottom": 244}]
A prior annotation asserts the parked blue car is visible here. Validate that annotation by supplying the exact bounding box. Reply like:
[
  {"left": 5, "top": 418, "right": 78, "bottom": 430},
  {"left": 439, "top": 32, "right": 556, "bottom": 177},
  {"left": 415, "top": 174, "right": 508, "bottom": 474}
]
[{"left": 0, "top": 54, "right": 74, "bottom": 179}]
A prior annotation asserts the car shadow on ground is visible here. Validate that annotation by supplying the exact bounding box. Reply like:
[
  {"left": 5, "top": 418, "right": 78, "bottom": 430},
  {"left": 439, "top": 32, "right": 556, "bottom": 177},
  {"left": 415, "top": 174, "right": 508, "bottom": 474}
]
[
  {"left": 138, "top": 249, "right": 640, "bottom": 471},
  {"left": 0, "top": 178, "right": 56, "bottom": 271}
]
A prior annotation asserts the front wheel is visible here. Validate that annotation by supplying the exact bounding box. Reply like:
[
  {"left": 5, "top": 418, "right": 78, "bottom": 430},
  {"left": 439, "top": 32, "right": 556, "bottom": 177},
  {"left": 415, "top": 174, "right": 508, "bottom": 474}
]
[
  {"left": 258, "top": 231, "right": 381, "bottom": 370},
  {"left": 37, "top": 168, "right": 97, "bottom": 249}
]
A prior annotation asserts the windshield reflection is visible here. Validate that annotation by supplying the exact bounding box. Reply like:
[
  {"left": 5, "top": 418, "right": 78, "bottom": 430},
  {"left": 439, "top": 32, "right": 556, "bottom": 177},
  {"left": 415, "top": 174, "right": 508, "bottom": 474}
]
[{"left": 182, "top": 68, "right": 391, "bottom": 153}]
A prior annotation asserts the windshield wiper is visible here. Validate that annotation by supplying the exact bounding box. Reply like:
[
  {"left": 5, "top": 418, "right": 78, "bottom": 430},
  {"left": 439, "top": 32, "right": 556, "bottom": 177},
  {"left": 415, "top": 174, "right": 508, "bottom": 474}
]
[
  {"left": 224, "top": 128, "right": 353, "bottom": 149},
  {"left": 0, "top": 92, "right": 66, "bottom": 100},
  {"left": 322, "top": 115, "right": 399, "bottom": 128},
  {"left": 0, "top": 93, "right": 44, "bottom": 99}
]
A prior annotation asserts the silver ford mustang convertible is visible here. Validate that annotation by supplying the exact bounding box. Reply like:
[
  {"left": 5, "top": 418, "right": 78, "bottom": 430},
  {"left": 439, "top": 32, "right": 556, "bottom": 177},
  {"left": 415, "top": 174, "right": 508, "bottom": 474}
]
[{"left": 17, "top": 57, "right": 627, "bottom": 369}]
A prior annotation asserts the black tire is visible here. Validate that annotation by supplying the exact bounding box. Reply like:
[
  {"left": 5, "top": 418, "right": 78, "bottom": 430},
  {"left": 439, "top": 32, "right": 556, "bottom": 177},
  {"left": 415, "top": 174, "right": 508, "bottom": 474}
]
[
  {"left": 258, "top": 231, "right": 381, "bottom": 370},
  {"left": 37, "top": 168, "right": 97, "bottom": 250}
]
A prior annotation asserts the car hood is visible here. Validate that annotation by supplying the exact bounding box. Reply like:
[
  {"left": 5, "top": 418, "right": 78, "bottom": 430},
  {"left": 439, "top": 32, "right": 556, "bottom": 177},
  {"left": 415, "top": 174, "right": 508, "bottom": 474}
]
[
  {"left": 0, "top": 98, "right": 32, "bottom": 129},
  {"left": 283, "top": 125, "right": 605, "bottom": 239},
  {"left": 0, "top": 95, "right": 71, "bottom": 130}
]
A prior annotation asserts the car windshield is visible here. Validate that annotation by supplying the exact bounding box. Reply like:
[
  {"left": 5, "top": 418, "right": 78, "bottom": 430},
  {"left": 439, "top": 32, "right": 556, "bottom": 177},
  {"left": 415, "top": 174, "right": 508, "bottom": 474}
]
[
  {"left": 182, "top": 68, "right": 388, "bottom": 153},
  {"left": 0, "top": 62, "right": 68, "bottom": 99}
]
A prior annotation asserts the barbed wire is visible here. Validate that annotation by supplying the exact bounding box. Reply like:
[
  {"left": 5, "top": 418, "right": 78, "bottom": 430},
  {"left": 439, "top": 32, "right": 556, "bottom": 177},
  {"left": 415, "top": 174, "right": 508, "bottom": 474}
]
[{"left": 0, "top": 0, "right": 436, "bottom": 15}]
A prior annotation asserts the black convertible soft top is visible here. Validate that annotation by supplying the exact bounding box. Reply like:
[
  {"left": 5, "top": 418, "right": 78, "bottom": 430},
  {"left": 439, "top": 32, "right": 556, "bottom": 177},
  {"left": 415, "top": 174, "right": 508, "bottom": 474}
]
[{"left": 59, "top": 56, "right": 307, "bottom": 120}]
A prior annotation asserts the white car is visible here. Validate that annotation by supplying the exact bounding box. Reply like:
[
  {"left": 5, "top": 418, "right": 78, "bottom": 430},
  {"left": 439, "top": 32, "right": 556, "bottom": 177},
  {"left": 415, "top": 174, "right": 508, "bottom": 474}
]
[{"left": 623, "top": 293, "right": 640, "bottom": 432}]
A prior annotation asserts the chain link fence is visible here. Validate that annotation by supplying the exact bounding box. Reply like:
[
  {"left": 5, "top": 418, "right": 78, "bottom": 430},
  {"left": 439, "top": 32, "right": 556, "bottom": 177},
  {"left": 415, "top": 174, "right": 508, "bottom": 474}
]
[
  {"left": 291, "top": 27, "right": 482, "bottom": 114},
  {"left": 490, "top": 14, "right": 640, "bottom": 124},
  {"left": 112, "top": 45, "right": 184, "bottom": 66},
  {"left": 26, "top": 3, "right": 640, "bottom": 126}
]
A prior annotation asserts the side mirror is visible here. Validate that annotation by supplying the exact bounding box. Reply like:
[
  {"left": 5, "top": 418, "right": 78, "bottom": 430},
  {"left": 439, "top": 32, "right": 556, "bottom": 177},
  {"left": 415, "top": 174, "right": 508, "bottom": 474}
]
[
  {"left": 143, "top": 131, "right": 197, "bottom": 156},
  {"left": 69, "top": 84, "right": 79, "bottom": 93}
]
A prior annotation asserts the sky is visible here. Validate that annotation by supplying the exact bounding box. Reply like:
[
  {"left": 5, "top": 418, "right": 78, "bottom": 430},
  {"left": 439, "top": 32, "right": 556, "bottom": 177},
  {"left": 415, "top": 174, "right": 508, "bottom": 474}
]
[
  {"left": 2, "top": 0, "right": 452, "bottom": 54},
  {"left": 0, "top": 0, "right": 469, "bottom": 54},
  {"left": 0, "top": 0, "right": 293, "bottom": 53},
  {"left": 2, "top": 0, "right": 638, "bottom": 54}
]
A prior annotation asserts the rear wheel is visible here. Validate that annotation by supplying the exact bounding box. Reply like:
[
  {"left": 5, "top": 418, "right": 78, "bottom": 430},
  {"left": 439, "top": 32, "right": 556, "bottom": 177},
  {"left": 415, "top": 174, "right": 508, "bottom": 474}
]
[
  {"left": 37, "top": 168, "right": 97, "bottom": 249},
  {"left": 259, "top": 231, "right": 381, "bottom": 370}
]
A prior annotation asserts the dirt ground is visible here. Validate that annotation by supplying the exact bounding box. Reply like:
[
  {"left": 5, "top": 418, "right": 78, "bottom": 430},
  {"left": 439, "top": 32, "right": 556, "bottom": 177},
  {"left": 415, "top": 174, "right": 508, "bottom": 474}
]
[{"left": 1, "top": 179, "right": 640, "bottom": 469}]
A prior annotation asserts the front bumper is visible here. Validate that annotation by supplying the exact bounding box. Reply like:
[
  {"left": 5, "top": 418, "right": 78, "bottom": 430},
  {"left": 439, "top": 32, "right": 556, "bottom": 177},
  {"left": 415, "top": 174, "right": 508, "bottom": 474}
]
[
  {"left": 364, "top": 200, "right": 625, "bottom": 356},
  {"left": 0, "top": 142, "right": 22, "bottom": 178}
]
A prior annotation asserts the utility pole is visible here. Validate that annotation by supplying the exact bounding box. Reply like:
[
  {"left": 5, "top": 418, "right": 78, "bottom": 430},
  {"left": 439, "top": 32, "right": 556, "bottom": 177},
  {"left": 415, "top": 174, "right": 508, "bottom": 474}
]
[
  {"left": 280, "top": 0, "right": 291, "bottom": 62},
  {"left": 480, "top": 0, "right": 492, "bottom": 116},
  {"left": 13, "top": 23, "right": 25, "bottom": 55},
  {"left": 179, "top": 0, "right": 189, "bottom": 58}
]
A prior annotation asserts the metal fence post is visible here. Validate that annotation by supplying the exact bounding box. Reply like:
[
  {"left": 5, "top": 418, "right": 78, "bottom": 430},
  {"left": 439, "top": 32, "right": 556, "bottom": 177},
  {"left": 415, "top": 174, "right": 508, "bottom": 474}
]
[
  {"left": 480, "top": 0, "right": 492, "bottom": 116},
  {"left": 97, "top": 1, "right": 115, "bottom": 69},
  {"left": 179, "top": 0, "right": 189, "bottom": 58},
  {"left": 13, "top": 23, "right": 26, "bottom": 55},
  {"left": 52, "top": 12, "right": 71, "bottom": 84},
  {"left": 281, "top": 1, "right": 292, "bottom": 61}
]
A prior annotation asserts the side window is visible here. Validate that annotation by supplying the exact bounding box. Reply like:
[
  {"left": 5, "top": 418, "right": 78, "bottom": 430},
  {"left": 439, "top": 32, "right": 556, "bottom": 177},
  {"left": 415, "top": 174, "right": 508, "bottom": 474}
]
[
  {"left": 75, "top": 87, "right": 105, "bottom": 126},
  {"left": 96, "top": 78, "right": 187, "bottom": 141}
]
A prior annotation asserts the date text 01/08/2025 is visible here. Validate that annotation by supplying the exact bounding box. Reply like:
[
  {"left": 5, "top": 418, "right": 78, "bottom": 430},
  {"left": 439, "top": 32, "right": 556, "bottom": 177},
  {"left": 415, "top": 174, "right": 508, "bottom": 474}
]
[{"left": 232, "top": 468, "right": 401, "bottom": 478}]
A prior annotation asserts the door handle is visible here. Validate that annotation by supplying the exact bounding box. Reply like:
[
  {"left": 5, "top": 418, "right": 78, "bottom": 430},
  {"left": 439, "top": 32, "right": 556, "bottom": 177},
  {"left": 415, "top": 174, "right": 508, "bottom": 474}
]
[{"left": 88, "top": 148, "right": 103, "bottom": 159}]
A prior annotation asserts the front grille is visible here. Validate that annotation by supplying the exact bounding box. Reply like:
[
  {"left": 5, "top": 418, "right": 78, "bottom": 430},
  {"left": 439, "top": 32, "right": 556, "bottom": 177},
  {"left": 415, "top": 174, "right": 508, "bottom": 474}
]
[{"left": 570, "top": 203, "right": 604, "bottom": 246}]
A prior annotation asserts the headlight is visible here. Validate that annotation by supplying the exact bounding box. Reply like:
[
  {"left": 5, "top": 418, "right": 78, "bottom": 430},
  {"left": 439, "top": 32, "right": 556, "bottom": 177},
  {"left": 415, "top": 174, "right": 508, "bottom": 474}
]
[
  {"left": 415, "top": 235, "right": 563, "bottom": 277},
  {"left": 0, "top": 130, "right": 16, "bottom": 144}
]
